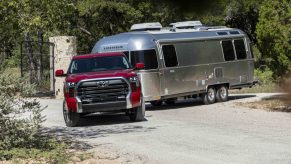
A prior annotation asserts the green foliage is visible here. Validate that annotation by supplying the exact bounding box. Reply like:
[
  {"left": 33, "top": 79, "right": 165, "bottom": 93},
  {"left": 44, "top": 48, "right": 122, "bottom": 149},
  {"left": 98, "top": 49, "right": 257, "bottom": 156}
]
[
  {"left": 0, "top": 72, "right": 46, "bottom": 159},
  {"left": 225, "top": 0, "right": 261, "bottom": 42},
  {"left": 256, "top": 0, "right": 291, "bottom": 77},
  {"left": 0, "top": 72, "right": 76, "bottom": 162},
  {"left": 0, "top": 141, "right": 69, "bottom": 163},
  {"left": 0, "top": 0, "right": 290, "bottom": 80},
  {"left": 254, "top": 67, "right": 274, "bottom": 85}
]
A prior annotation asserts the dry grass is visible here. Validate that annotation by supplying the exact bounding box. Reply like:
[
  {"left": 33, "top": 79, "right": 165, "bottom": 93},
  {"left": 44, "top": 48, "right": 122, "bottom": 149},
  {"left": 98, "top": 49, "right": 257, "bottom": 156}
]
[
  {"left": 236, "top": 76, "right": 291, "bottom": 112},
  {"left": 237, "top": 97, "right": 291, "bottom": 112},
  {"left": 230, "top": 83, "right": 280, "bottom": 94}
]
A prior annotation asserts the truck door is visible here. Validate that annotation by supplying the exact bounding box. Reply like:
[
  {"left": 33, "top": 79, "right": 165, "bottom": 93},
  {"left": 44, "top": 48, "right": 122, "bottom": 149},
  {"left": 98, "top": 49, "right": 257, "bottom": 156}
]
[{"left": 160, "top": 44, "right": 180, "bottom": 95}]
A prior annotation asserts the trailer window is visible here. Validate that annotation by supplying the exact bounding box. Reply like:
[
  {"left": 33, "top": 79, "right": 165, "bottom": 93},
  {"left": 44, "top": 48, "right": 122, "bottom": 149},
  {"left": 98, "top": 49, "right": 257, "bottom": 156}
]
[
  {"left": 221, "top": 40, "right": 235, "bottom": 61},
  {"left": 234, "top": 40, "right": 247, "bottom": 60},
  {"left": 131, "top": 49, "right": 158, "bottom": 70},
  {"left": 162, "top": 45, "right": 178, "bottom": 67}
]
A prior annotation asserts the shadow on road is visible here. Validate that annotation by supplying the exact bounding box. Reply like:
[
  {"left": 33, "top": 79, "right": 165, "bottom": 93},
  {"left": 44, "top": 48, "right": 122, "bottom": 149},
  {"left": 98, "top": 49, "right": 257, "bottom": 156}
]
[
  {"left": 79, "top": 113, "right": 142, "bottom": 126},
  {"left": 41, "top": 114, "right": 155, "bottom": 141},
  {"left": 146, "top": 99, "right": 204, "bottom": 111},
  {"left": 228, "top": 94, "right": 256, "bottom": 100},
  {"left": 146, "top": 94, "right": 256, "bottom": 111}
]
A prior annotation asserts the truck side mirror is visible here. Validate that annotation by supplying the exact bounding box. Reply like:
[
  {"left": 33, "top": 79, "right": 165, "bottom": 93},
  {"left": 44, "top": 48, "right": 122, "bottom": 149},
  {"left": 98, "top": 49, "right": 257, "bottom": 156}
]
[
  {"left": 135, "top": 63, "right": 145, "bottom": 70},
  {"left": 55, "top": 69, "right": 66, "bottom": 77}
]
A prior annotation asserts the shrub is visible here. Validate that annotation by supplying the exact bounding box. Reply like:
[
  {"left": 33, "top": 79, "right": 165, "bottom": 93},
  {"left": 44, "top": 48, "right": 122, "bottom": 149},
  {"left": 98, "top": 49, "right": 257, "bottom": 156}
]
[
  {"left": 254, "top": 66, "right": 274, "bottom": 85},
  {"left": 0, "top": 72, "right": 45, "bottom": 159}
]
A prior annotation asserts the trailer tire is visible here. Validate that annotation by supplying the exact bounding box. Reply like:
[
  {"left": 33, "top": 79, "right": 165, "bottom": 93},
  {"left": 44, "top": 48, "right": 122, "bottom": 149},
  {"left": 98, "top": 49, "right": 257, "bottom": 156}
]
[
  {"left": 202, "top": 87, "right": 216, "bottom": 105},
  {"left": 150, "top": 100, "right": 163, "bottom": 106},
  {"left": 129, "top": 95, "right": 145, "bottom": 121},
  {"left": 63, "top": 101, "right": 80, "bottom": 127},
  {"left": 216, "top": 85, "right": 228, "bottom": 102}
]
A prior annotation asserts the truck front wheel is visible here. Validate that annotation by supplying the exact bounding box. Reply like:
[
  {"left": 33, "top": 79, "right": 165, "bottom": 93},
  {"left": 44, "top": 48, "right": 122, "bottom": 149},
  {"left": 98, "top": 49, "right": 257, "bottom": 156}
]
[
  {"left": 129, "top": 96, "right": 145, "bottom": 121},
  {"left": 63, "top": 100, "right": 80, "bottom": 127}
]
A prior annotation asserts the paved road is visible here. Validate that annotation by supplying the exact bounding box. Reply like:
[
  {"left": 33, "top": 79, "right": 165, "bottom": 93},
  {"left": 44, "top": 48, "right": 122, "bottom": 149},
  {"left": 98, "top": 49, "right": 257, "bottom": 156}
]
[{"left": 40, "top": 93, "right": 291, "bottom": 164}]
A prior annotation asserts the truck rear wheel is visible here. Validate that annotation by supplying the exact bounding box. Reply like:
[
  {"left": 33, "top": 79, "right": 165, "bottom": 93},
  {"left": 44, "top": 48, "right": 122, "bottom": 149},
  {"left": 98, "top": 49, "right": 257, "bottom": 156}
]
[
  {"left": 202, "top": 87, "right": 216, "bottom": 105},
  {"left": 150, "top": 100, "right": 163, "bottom": 106},
  {"left": 216, "top": 85, "right": 228, "bottom": 102},
  {"left": 63, "top": 101, "right": 80, "bottom": 127},
  {"left": 129, "top": 96, "right": 145, "bottom": 121}
]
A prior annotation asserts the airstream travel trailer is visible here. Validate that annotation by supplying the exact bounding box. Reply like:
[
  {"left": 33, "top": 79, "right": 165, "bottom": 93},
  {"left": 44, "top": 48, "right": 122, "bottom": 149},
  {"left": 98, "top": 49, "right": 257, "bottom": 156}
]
[{"left": 91, "top": 21, "right": 255, "bottom": 105}]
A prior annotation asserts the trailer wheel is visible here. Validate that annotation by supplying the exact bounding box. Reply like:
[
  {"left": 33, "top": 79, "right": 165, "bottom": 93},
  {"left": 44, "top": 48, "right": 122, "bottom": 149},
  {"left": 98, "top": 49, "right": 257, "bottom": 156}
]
[
  {"left": 202, "top": 87, "right": 216, "bottom": 105},
  {"left": 129, "top": 95, "right": 145, "bottom": 121},
  {"left": 63, "top": 100, "right": 80, "bottom": 127},
  {"left": 216, "top": 85, "right": 228, "bottom": 102},
  {"left": 165, "top": 98, "right": 177, "bottom": 105},
  {"left": 150, "top": 100, "right": 163, "bottom": 106}
]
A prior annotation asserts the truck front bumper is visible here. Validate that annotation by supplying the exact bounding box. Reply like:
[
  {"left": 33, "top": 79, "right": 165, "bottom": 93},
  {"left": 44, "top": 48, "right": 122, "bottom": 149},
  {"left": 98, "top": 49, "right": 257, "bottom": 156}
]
[{"left": 66, "top": 94, "right": 140, "bottom": 113}]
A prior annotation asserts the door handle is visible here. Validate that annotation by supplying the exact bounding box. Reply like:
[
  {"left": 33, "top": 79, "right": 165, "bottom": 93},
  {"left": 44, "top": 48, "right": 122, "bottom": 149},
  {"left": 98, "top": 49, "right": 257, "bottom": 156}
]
[{"left": 170, "top": 70, "right": 175, "bottom": 73}]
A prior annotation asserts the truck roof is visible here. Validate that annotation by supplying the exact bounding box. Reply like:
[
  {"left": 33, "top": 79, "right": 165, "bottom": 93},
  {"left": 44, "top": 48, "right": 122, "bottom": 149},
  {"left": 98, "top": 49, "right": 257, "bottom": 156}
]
[{"left": 72, "top": 52, "right": 124, "bottom": 60}]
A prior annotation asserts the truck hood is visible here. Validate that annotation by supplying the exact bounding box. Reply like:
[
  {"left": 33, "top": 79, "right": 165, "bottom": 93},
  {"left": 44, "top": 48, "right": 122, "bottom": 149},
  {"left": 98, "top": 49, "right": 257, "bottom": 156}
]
[{"left": 66, "top": 69, "right": 136, "bottom": 83}]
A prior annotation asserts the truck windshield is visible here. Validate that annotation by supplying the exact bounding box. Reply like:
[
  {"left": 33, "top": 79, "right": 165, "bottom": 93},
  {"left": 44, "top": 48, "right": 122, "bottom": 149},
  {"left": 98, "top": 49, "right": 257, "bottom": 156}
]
[{"left": 68, "top": 56, "right": 131, "bottom": 74}]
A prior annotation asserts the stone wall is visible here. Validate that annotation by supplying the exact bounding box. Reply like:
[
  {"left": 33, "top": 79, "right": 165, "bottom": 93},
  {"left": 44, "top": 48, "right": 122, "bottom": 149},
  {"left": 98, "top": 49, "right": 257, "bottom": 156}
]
[{"left": 49, "top": 36, "right": 77, "bottom": 99}]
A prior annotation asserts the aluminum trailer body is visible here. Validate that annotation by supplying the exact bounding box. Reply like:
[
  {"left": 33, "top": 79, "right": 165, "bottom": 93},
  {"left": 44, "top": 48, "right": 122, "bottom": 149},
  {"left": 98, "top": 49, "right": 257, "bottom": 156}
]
[{"left": 91, "top": 24, "right": 254, "bottom": 103}]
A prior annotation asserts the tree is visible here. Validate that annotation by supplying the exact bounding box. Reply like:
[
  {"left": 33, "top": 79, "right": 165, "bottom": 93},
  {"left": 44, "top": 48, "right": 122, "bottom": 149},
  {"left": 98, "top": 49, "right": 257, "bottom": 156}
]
[
  {"left": 256, "top": 0, "right": 291, "bottom": 77},
  {"left": 224, "top": 0, "right": 262, "bottom": 43}
]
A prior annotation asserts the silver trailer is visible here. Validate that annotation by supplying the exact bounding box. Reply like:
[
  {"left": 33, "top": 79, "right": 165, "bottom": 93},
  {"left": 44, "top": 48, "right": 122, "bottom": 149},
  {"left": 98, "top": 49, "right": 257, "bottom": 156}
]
[{"left": 91, "top": 21, "right": 255, "bottom": 105}]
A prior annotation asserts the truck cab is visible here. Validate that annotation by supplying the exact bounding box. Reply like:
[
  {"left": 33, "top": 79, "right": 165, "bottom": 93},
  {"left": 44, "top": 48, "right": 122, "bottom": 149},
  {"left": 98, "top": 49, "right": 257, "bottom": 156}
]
[{"left": 56, "top": 52, "right": 145, "bottom": 127}]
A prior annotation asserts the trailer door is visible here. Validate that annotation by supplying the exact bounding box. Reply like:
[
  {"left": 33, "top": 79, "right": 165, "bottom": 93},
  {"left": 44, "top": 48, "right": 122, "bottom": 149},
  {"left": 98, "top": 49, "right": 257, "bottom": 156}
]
[{"left": 160, "top": 44, "right": 180, "bottom": 95}]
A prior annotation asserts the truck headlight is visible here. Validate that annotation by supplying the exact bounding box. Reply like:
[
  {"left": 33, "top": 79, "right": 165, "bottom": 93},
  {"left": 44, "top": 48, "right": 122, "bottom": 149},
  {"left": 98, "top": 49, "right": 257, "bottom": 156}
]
[
  {"left": 66, "top": 82, "right": 76, "bottom": 88},
  {"left": 129, "top": 76, "right": 140, "bottom": 91},
  {"left": 65, "top": 82, "right": 76, "bottom": 97}
]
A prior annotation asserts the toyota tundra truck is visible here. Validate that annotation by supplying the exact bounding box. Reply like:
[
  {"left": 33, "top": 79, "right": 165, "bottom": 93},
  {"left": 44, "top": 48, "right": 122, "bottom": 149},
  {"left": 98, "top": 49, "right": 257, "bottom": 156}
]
[{"left": 55, "top": 52, "right": 145, "bottom": 127}]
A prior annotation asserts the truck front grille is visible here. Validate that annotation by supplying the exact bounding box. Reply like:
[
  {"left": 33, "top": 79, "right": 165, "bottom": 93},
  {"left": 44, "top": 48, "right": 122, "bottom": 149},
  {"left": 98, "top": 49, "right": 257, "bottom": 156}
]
[{"left": 76, "top": 79, "right": 129, "bottom": 104}]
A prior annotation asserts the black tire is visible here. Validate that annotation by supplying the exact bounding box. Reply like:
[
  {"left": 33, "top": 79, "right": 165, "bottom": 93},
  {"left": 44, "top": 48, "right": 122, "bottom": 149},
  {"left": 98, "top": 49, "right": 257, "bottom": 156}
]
[
  {"left": 63, "top": 101, "right": 80, "bottom": 127},
  {"left": 165, "top": 98, "right": 177, "bottom": 105},
  {"left": 216, "top": 85, "right": 228, "bottom": 102},
  {"left": 202, "top": 87, "right": 216, "bottom": 105},
  {"left": 150, "top": 100, "right": 163, "bottom": 106},
  {"left": 129, "top": 96, "right": 145, "bottom": 121}
]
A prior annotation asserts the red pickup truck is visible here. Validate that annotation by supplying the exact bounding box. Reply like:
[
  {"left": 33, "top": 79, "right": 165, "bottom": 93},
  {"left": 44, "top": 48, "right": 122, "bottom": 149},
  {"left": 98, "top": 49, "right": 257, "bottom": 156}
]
[{"left": 55, "top": 52, "right": 145, "bottom": 127}]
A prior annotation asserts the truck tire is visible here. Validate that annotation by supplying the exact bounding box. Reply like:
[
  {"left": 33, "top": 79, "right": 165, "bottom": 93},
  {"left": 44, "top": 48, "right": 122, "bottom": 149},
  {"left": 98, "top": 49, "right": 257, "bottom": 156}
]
[
  {"left": 129, "top": 96, "right": 145, "bottom": 121},
  {"left": 165, "top": 98, "right": 177, "bottom": 105},
  {"left": 202, "top": 87, "right": 216, "bottom": 105},
  {"left": 150, "top": 100, "right": 163, "bottom": 106},
  {"left": 216, "top": 85, "right": 228, "bottom": 102},
  {"left": 63, "top": 100, "right": 80, "bottom": 127}
]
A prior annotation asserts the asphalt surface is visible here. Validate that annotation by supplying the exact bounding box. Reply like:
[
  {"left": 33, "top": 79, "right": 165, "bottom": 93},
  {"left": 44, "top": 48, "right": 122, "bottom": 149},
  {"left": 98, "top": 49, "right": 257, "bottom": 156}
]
[{"left": 40, "top": 93, "right": 291, "bottom": 164}]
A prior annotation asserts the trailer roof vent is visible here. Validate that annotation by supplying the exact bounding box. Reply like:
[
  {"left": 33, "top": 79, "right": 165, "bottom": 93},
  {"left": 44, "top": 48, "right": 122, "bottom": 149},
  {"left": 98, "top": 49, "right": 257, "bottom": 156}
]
[
  {"left": 130, "top": 22, "right": 162, "bottom": 31},
  {"left": 170, "top": 21, "right": 203, "bottom": 29}
]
